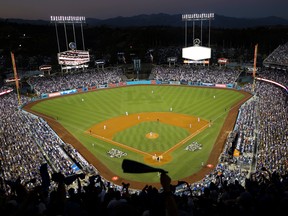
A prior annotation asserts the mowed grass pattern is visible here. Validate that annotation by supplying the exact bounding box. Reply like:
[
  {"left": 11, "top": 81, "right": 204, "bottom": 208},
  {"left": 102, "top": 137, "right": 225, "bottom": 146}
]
[
  {"left": 31, "top": 85, "right": 245, "bottom": 182},
  {"left": 113, "top": 121, "right": 190, "bottom": 152}
]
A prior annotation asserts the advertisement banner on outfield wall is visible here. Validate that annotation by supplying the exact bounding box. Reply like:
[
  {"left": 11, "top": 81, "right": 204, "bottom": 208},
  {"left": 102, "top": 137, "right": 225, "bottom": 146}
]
[
  {"left": 201, "top": 82, "right": 214, "bottom": 87},
  {"left": 41, "top": 94, "right": 48, "bottom": 99},
  {"left": 60, "top": 89, "right": 77, "bottom": 95},
  {"left": 108, "top": 83, "right": 117, "bottom": 88},
  {"left": 156, "top": 80, "right": 162, "bottom": 84},
  {"left": 169, "top": 81, "right": 181, "bottom": 85},
  {"left": 215, "top": 84, "right": 227, "bottom": 88},
  {"left": 180, "top": 81, "right": 188, "bottom": 85},
  {"left": 98, "top": 84, "right": 107, "bottom": 89},
  {"left": 226, "top": 84, "right": 234, "bottom": 88},
  {"left": 188, "top": 81, "right": 201, "bottom": 86},
  {"left": 90, "top": 86, "right": 97, "bottom": 90},
  {"left": 48, "top": 92, "right": 61, "bottom": 98},
  {"left": 126, "top": 80, "right": 151, "bottom": 85},
  {"left": 118, "top": 82, "right": 127, "bottom": 86},
  {"left": 161, "top": 81, "right": 169, "bottom": 84}
]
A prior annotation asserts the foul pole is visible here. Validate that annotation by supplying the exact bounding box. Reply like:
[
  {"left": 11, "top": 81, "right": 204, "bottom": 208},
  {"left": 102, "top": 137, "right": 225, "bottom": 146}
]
[
  {"left": 252, "top": 44, "right": 258, "bottom": 92},
  {"left": 11, "top": 52, "right": 21, "bottom": 106}
]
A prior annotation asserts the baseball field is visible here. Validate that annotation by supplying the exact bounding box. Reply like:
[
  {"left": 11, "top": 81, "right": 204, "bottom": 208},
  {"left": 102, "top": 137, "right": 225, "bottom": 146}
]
[{"left": 24, "top": 85, "right": 251, "bottom": 189}]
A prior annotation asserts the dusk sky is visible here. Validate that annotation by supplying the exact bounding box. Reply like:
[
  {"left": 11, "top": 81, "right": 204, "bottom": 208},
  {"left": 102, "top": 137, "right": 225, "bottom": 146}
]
[{"left": 1, "top": 0, "right": 288, "bottom": 20}]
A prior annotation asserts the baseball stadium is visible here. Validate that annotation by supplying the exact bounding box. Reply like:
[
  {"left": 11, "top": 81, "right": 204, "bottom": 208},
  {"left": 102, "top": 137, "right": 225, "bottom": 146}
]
[{"left": 0, "top": 16, "right": 287, "bottom": 215}]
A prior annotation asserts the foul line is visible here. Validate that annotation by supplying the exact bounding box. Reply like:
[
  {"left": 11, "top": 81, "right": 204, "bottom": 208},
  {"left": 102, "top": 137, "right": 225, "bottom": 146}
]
[
  {"left": 161, "top": 123, "right": 210, "bottom": 156},
  {"left": 89, "top": 132, "right": 153, "bottom": 157}
]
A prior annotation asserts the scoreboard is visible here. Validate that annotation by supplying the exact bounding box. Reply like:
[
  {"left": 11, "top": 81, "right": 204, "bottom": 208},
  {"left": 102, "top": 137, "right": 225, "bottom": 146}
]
[{"left": 58, "top": 50, "right": 90, "bottom": 66}]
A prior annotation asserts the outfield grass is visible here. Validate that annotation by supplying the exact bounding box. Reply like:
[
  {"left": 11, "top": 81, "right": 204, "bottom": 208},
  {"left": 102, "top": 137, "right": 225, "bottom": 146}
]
[
  {"left": 31, "top": 85, "right": 245, "bottom": 183},
  {"left": 114, "top": 121, "right": 190, "bottom": 152}
]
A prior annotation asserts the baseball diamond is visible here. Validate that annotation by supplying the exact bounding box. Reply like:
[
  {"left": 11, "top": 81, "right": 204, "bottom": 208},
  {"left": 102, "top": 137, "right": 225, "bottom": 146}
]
[{"left": 86, "top": 112, "right": 209, "bottom": 165}]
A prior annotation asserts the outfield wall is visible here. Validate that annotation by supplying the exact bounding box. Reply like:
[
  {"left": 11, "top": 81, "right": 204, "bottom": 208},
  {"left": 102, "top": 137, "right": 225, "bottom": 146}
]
[{"left": 39, "top": 80, "right": 235, "bottom": 99}]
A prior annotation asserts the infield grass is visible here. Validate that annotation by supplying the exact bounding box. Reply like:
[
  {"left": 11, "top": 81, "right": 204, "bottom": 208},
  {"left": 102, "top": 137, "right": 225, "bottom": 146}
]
[{"left": 30, "top": 85, "right": 245, "bottom": 183}]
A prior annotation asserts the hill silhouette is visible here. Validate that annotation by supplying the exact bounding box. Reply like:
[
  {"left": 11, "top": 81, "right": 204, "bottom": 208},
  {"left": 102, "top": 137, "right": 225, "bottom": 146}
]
[{"left": 1, "top": 13, "right": 288, "bottom": 28}]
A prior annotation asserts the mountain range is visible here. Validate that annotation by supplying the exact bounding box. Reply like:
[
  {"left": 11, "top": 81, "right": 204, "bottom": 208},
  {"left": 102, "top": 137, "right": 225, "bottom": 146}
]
[{"left": 1, "top": 13, "right": 288, "bottom": 29}]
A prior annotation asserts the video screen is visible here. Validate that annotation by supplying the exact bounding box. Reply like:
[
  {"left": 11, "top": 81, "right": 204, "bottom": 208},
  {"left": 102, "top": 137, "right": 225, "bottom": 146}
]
[{"left": 58, "top": 50, "right": 90, "bottom": 66}]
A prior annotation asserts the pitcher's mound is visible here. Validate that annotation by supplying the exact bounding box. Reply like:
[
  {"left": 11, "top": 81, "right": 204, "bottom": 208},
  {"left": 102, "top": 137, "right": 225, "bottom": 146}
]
[{"left": 146, "top": 132, "right": 159, "bottom": 139}]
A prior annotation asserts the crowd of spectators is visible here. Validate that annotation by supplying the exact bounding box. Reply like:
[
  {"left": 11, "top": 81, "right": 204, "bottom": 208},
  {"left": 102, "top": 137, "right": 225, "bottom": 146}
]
[
  {"left": 255, "top": 82, "right": 287, "bottom": 173},
  {"left": 263, "top": 42, "right": 288, "bottom": 67},
  {"left": 0, "top": 94, "right": 95, "bottom": 193},
  {"left": 257, "top": 68, "right": 288, "bottom": 87},
  {"left": 29, "top": 67, "right": 124, "bottom": 95},
  {"left": 154, "top": 47, "right": 182, "bottom": 65},
  {"left": 151, "top": 65, "right": 241, "bottom": 84},
  {"left": 0, "top": 65, "right": 287, "bottom": 215}
]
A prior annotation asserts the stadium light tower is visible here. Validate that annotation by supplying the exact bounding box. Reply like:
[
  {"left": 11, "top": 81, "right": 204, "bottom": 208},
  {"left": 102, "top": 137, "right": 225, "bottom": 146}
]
[
  {"left": 50, "top": 16, "right": 86, "bottom": 53},
  {"left": 182, "top": 13, "right": 214, "bottom": 47},
  {"left": 50, "top": 16, "right": 89, "bottom": 73},
  {"left": 181, "top": 13, "right": 214, "bottom": 66}
]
